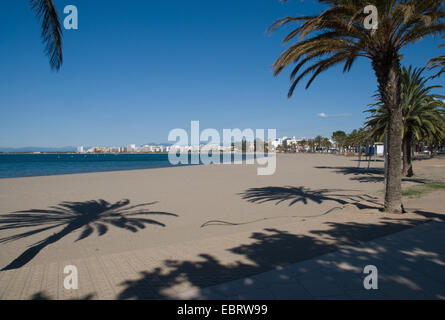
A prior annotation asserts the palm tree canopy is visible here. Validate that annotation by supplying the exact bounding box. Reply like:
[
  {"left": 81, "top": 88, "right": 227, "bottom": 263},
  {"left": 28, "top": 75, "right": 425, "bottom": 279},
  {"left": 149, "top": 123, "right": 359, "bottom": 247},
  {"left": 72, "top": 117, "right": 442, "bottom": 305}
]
[
  {"left": 0, "top": 199, "right": 178, "bottom": 270},
  {"left": 343, "top": 127, "right": 371, "bottom": 146},
  {"left": 30, "top": 0, "right": 63, "bottom": 70},
  {"left": 0, "top": 199, "right": 177, "bottom": 244},
  {"left": 365, "top": 66, "right": 445, "bottom": 142},
  {"left": 270, "top": 0, "right": 445, "bottom": 97},
  {"left": 428, "top": 35, "right": 445, "bottom": 78}
]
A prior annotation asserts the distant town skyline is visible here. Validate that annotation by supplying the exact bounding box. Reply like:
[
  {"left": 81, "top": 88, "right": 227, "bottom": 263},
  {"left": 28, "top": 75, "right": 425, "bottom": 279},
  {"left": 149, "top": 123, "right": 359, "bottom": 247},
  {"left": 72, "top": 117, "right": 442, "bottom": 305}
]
[{"left": 0, "top": 134, "right": 318, "bottom": 151}]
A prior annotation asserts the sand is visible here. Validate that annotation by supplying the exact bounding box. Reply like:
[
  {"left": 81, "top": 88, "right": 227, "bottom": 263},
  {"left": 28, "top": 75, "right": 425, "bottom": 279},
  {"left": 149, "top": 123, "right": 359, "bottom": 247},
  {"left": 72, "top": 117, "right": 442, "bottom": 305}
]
[{"left": 0, "top": 153, "right": 444, "bottom": 298}]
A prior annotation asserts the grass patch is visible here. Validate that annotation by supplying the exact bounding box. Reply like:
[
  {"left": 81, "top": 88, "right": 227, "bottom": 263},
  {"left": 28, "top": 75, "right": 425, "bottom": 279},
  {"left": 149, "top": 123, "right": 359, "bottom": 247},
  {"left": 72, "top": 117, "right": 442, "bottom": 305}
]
[{"left": 402, "top": 181, "right": 445, "bottom": 198}]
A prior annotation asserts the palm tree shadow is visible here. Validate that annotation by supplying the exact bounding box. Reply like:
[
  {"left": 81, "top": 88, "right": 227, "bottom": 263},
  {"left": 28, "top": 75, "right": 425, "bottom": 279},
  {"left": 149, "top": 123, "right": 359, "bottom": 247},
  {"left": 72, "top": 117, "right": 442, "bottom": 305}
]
[
  {"left": 117, "top": 217, "right": 443, "bottom": 300},
  {"left": 314, "top": 166, "right": 427, "bottom": 184},
  {"left": 239, "top": 186, "right": 381, "bottom": 210},
  {"left": 31, "top": 291, "right": 95, "bottom": 300},
  {"left": 315, "top": 166, "right": 385, "bottom": 183},
  {"left": 0, "top": 199, "right": 177, "bottom": 271}
]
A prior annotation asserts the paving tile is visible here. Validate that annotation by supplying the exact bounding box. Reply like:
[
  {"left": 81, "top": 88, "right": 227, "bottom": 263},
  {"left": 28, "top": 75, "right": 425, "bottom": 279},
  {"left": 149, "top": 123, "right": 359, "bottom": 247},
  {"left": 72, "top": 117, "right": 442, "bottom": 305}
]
[
  {"left": 207, "top": 277, "right": 269, "bottom": 298},
  {"left": 6, "top": 267, "right": 31, "bottom": 300},
  {"left": 325, "top": 272, "right": 365, "bottom": 291},
  {"left": 347, "top": 289, "right": 390, "bottom": 300},
  {"left": 42, "top": 262, "right": 59, "bottom": 300},
  {"left": 231, "top": 288, "right": 275, "bottom": 300},
  {"left": 250, "top": 270, "right": 300, "bottom": 285},
  {"left": 316, "top": 295, "right": 352, "bottom": 300},
  {"left": 378, "top": 276, "right": 436, "bottom": 299},
  {"left": 81, "top": 257, "right": 114, "bottom": 299},
  {"left": 21, "top": 264, "right": 45, "bottom": 300},
  {"left": 173, "top": 287, "right": 228, "bottom": 300},
  {"left": 268, "top": 283, "right": 313, "bottom": 300},
  {"left": 401, "top": 274, "right": 445, "bottom": 298},
  {"left": 73, "top": 258, "right": 98, "bottom": 300},
  {"left": 0, "top": 269, "right": 16, "bottom": 299},
  {"left": 299, "top": 277, "right": 346, "bottom": 297}
]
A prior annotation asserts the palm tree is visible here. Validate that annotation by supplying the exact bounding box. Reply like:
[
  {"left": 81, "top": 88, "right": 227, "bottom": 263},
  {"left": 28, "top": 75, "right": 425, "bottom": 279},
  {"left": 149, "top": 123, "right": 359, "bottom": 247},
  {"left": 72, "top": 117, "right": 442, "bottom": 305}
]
[
  {"left": 344, "top": 129, "right": 358, "bottom": 151},
  {"left": 0, "top": 199, "right": 177, "bottom": 270},
  {"left": 366, "top": 66, "right": 445, "bottom": 176},
  {"left": 429, "top": 36, "right": 445, "bottom": 78},
  {"left": 344, "top": 128, "right": 371, "bottom": 153},
  {"left": 270, "top": 0, "right": 445, "bottom": 213},
  {"left": 314, "top": 135, "right": 323, "bottom": 151},
  {"left": 332, "top": 130, "right": 347, "bottom": 152},
  {"left": 299, "top": 139, "right": 308, "bottom": 151},
  {"left": 321, "top": 137, "right": 332, "bottom": 151},
  {"left": 307, "top": 139, "right": 316, "bottom": 152},
  {"left": 30, "top": 0, "right": 63, "bottom": 70}
]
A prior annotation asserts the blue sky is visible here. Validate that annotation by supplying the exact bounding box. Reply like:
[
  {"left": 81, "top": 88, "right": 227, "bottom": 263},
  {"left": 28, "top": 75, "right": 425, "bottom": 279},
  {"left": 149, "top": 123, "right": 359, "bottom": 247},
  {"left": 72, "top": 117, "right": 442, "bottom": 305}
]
[{"left": 1, "top": 0, "right": 443, "bottom": 148}]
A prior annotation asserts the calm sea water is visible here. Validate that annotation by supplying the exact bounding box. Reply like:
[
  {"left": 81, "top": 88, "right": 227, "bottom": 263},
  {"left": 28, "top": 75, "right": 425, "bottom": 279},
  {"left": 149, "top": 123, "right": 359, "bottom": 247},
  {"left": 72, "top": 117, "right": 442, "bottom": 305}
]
[{"left": 0, "top": 153, "right": 261, "bottom": 178}]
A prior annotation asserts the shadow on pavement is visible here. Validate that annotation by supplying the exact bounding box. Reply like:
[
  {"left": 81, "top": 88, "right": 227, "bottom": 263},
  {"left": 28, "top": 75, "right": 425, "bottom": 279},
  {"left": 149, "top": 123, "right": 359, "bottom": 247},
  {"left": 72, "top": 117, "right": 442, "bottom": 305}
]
[{"left": 0, "top": 199, "right": 177, "bottom": 270}]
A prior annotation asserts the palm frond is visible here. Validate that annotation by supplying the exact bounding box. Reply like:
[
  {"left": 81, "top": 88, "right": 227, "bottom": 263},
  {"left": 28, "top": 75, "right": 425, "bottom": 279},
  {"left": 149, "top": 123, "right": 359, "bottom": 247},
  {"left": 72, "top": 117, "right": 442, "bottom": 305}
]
[
  {"left": 270, "top": 0, "right": 445, "bottom": 96},
  {"left": 30, "top": 0, "right": 63, "bottom": 70},
  {"left": 365, "top": 65, "right": 445, "bottom": 142}
]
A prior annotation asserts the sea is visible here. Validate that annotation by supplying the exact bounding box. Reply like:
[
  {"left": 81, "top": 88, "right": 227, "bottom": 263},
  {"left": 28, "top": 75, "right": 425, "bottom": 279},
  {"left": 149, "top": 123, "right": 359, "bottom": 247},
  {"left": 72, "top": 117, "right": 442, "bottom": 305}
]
[{"left": 0, "top": 153, "right": 261, "bottom": 179}]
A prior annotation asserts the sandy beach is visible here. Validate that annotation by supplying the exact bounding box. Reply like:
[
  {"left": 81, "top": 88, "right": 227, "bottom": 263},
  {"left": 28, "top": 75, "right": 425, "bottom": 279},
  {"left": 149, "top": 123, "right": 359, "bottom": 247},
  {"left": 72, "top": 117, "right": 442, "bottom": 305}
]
[{"left": 1, "top": 153, "right": 444, "bottom": 299}]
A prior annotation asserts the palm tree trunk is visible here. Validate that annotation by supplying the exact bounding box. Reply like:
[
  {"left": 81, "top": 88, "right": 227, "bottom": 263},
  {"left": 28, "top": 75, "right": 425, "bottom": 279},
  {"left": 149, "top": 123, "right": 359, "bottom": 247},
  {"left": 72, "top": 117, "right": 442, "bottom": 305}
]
[
  {"left": 372, "top": 53, "right": 403, "bottom": 214},
  {"left": 407, "top": 139, "right": 413, "bottom": 177},
  {"left": 402, "top": 136, "right": 408, "bottom": 176},
  {"left": 1, "top": 221, "right": 84, "bottom": 270},
  {"left": 402, "top": 134, "right": 414, "bottom": 177}
]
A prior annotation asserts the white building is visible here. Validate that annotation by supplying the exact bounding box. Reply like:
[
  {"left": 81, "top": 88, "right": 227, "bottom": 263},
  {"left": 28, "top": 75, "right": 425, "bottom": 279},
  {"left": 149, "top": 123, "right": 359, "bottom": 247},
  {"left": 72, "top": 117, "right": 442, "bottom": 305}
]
[
  {"left": 77, "top": 146, "right": 84, "bottom": 153},
  {"left": 284, "top": 137, "right": 299, "bottom": 146},
  {"left": 270, "top": 139, "right": 282, "bottom": 149}
]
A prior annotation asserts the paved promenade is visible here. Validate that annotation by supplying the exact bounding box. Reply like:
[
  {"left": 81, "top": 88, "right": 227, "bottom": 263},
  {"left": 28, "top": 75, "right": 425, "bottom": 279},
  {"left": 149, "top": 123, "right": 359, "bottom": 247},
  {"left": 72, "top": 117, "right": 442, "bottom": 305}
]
[
  {"left": 1, "top": 219, "right": 444, "bottom": 300},
  {"left": 174, "top": 220, "right": 445, "bottom": 300}
]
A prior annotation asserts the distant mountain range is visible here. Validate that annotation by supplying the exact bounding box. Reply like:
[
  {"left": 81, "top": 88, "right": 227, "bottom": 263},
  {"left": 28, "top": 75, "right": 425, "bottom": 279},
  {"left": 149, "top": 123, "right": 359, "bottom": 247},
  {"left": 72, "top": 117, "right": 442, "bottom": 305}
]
[
  {"left": 0, "top": 143, "right": 174, "bottom": 153},
  {"left": 0, "top": 146, "right": 77, "bottom": 153},
  {"left": 144, "top": 142, "right": 173, "bottom": 147}
]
